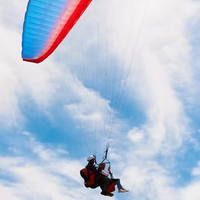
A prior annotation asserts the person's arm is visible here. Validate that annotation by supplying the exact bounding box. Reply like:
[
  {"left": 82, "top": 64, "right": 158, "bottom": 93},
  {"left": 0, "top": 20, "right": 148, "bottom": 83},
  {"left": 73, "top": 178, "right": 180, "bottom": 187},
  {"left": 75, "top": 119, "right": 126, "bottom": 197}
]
[{"left": 100, "top": 169, "right": 110, "bottom": 177}]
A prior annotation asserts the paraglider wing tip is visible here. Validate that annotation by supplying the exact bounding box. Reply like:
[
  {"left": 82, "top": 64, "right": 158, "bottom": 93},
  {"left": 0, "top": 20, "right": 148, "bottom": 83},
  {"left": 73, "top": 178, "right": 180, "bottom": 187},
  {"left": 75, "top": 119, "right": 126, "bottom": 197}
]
[{"left": 22, "top": 58, "right": 43, "bottom": 64}]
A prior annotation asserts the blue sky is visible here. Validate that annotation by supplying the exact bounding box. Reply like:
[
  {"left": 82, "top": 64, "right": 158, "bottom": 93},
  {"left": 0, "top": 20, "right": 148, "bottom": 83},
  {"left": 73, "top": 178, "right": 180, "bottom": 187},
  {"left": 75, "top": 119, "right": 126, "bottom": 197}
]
[{"left": 1, "top": 0, "right": 200, "bottom": 199}]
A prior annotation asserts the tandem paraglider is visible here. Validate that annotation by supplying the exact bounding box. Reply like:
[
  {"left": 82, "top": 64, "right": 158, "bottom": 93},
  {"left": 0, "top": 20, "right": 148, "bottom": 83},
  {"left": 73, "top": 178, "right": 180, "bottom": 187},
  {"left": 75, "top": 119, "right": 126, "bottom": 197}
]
[
  {"left": 80, "top": 148, "right": 128, "bottom": 197},
  {"left": 21, "top": 0, "right": 134, "bottom": 197}
]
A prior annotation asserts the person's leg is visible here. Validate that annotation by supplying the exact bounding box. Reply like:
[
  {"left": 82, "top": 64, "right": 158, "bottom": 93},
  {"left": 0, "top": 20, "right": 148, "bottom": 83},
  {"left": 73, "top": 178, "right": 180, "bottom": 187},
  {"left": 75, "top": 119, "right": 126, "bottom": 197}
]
[
  {"left": 116, "top": 178, "right": 123, "bottom": 190},
  {"left": 116, "top": 178, "right": 129, "bottom": 193}
]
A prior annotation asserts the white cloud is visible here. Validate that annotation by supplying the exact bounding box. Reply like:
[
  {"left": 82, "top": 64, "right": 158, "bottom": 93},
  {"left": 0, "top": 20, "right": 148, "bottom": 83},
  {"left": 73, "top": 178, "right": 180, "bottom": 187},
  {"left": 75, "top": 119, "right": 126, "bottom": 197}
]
[
  {"left": 128, "top": 127, "right": 144, "bottom": 142},
  {"left": 0, "top": 134, "right": 101, "bottom": 200},
  {"left": 192, "top": 162, "right": 200, "bottom": 176},
  {"left": 180, "top": 181, "right": 200, "bottom": 200},
  {"left": 117, "top": 0, "right": 200, "bottom": 155}
]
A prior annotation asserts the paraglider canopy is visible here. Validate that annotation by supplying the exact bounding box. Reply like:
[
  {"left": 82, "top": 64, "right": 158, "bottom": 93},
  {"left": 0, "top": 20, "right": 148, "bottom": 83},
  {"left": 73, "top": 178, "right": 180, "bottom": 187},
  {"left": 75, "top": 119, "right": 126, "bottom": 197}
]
[{"left": 22, "top": 0, "right": 92, "bottom": 63}]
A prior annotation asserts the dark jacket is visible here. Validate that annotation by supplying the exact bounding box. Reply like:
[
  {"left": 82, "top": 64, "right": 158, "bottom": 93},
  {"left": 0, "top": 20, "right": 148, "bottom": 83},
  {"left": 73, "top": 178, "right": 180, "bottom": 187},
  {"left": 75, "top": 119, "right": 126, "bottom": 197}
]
[{"left": 86, "top": 161, "right": 98, "bottom": 175}]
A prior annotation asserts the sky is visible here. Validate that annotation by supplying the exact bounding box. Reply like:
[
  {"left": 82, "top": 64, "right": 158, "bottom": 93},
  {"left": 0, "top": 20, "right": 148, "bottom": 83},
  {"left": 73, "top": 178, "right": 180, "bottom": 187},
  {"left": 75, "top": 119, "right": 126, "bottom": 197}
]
[{"left": 0, "top": 0, "right": 200, "bottom": 199}]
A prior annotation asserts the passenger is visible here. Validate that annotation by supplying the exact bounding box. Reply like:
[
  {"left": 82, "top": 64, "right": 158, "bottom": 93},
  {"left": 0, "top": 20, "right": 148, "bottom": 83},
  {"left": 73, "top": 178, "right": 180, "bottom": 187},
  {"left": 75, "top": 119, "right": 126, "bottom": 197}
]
[{"left": 98, "top": 163, "right": 129, "bottom": 195}]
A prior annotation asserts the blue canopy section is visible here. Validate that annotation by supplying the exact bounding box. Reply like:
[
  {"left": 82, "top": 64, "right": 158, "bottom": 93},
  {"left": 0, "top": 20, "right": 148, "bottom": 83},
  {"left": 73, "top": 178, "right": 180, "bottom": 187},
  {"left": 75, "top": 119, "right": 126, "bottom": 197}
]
[{"left": 22, "top": 0, "right": 69, "bottom": 60}]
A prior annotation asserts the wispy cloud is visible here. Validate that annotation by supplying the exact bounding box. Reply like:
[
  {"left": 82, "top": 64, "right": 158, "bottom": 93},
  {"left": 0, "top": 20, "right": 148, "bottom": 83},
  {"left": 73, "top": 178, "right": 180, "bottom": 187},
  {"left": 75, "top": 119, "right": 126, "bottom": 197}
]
[{"left": 0, "top": 132, "right": 101, "bottom": 200}]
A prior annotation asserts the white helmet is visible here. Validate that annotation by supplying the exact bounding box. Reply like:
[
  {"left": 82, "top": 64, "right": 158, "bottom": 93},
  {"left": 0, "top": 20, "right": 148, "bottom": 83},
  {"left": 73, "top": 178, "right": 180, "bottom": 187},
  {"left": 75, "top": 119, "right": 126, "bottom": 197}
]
[{"left": 87, "top": 155, "right": 95, "bottom": 161}]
